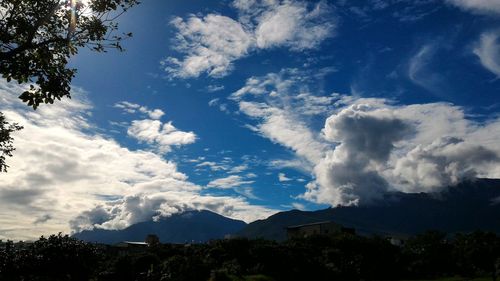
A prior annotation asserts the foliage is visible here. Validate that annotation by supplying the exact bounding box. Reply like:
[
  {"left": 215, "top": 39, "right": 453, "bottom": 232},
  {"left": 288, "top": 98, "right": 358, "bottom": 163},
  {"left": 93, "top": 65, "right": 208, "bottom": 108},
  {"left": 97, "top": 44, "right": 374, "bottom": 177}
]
[
  {"left": 453, "top": 231, "right": 500, "bottom": 279},
  {"left": 0, "top": 0, "right": 139, "bottom": 108},
  {"left": 1, "top": 231, "right": 499, "bottom": 281},
  {"left": 0, "top": 0, "right": 137, "bottom": 171},
  {"left": 0, "top": 233, "right": 103, "bottom": 280},
  {"left": 0, "top": 112, "right": 22, "bottom": 172},
  {"left": 402, "top": 231, "right": 454, "bottom": 279}
]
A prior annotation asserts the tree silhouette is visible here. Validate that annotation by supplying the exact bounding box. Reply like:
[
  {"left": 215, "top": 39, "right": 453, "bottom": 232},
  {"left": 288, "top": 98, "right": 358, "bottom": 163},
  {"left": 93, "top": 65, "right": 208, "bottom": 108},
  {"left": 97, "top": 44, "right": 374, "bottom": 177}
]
[
  {"left": 0, "top": 0, "right": 138, "bottom": 171},
  {"left": 1, "top": 0, "right": 139, "bottom": 108},
  {"left": 145, "top": 234, "right": 160, "bottom": 247},
  {"left": 0, "top": 112, "right": 22, "bottom": 172}
]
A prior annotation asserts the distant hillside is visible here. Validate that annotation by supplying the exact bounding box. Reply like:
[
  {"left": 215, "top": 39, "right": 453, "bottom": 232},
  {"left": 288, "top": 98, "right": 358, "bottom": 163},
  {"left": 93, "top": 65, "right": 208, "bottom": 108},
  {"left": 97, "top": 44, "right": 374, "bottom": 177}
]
[
  {"left": 238, "top": 178, "right": 500, "bottom": 241},
  {"left": 73, "top": 210, "right": 247, "bottom": 244}
]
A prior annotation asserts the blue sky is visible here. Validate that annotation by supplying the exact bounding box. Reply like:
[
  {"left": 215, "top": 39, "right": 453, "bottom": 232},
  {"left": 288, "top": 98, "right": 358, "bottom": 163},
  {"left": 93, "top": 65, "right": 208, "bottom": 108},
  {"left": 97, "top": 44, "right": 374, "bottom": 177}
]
[{"left": 1, "top": 0, "right": 500, "bottom": 240}]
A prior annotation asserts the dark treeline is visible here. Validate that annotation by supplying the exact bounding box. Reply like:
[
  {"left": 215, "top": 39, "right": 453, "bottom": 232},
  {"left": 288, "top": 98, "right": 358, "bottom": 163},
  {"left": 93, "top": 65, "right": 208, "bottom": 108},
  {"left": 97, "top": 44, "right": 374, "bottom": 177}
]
[{"left": 1, "top": 231, "right": 499, "bottom": 281}]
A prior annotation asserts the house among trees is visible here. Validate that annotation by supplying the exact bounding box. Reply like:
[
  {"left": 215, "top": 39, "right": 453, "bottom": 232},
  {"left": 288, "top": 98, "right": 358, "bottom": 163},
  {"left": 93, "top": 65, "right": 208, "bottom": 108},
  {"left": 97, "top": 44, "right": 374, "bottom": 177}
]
[
  {"left": 115, "top": 241, "right": 148, "bottom": 248},
  {"left": 113, "top": 234, "right": 160, "bottom": 254},
  {"left": 286, "top": 221, "right": 355, "bottom": 239},
  {"left": 388, "top": 234, "right": 410, "bottom": 247}
]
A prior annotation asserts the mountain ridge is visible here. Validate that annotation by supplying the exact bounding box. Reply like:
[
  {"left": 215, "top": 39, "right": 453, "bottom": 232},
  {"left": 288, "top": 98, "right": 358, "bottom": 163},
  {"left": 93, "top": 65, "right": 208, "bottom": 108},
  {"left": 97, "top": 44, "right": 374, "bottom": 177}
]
[
  {"left": 73, "top": 209, "right": 247, "bottom": 244},
  {"left": 74, "top": 179, "right": 500, "bottom": 243},
  {"left": 237, "top": 178, "right": 500, "bottom": 240}
]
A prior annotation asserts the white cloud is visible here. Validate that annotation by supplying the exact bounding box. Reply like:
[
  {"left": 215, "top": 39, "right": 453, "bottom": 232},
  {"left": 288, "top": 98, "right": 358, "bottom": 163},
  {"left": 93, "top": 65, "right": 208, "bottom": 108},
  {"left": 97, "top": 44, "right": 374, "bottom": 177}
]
[
  {"left": 447, "top": 0, "right": 500, "bottom": 15},
  {"left": 291, "top": 202, "right": 306, "bottom": 210},
  {"left": 254, "top": 1, "right": 335, "bottom": 50},
  {"left": 206, "top": 85, "right": 225, "bottom": 92},
  {"left": 127, "top": 119, "right": 196, "bottom": 153},
  {"left": 163, "top": 14, "right": 253, "bottom": 78},
  {"left": 230, "top": 70, "right": 500, "bottom": 207},
  {"left": 71, "top": 192, "right": 276, "bottom": 232},
  {"left": 246, "top": 172, "right": 258, "bottom": 178},
  {"left": 230, "top": 69, "right": 334, "bottom": 166},
  {"left": 0, "top": 80, "right": 276, "bottom": 240},
  {"left": 391, "top": 136, "right": 499, "bottom": 192},
  {"left": 473, "top": 30, "right": 500, "bottom": 78},
  {"left": 114, "top": 101, "right": 165, "bottom": 120},
  {"left": 164, "top": 1, "right": 335, "bottom": 78},
  {"left": 196, "top": 161, "right": 228, "bottom": 171},
  {"left": 230, "top": 164, "right": 249, "bottom": 173},
  {"left": 304, "top": 99, "right": 500, "bottom": 206},
  {"left": 278, "top": 172, "right": 292, "bottom": 182},
  {"left": 115, "top": 101, "right": 197, "bottom": 154},
  {"left": 208, "top": 98, "right": 220, "bottom": 107},
  {"left": 239, "top": 101, "right": 328, "bottom": 163},
  {"left": 306, "top": 103, "right": 414, "bottom": 205},
  {"left": 269, "top": 158, "right": 313, "bottom": 173},
  {"left": 408, "top": 43, "right": 449, "bottom": 95},
  {"left": 207, "top": 175, "right": 254, "bottom": 189}
]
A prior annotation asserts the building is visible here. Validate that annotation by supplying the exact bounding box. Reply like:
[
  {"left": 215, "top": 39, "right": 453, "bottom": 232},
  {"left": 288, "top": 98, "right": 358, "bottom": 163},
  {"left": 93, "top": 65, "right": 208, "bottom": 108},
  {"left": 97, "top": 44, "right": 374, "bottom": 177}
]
[
  {"left": 387, "top": 234, "right": 410, "bottom": 247},
  {"left": 286, "top": 221, "right": 355, "bottom": 239},
  {"left": 115, "top": 241, "right": 148, "bottom": 248}
]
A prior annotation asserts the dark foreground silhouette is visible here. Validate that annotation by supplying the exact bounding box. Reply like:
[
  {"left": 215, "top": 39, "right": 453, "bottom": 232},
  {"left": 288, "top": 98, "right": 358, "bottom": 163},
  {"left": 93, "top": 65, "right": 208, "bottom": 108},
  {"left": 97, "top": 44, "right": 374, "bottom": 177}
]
[{"left": 1, "top": 231, "right": 499, "bottom": 281}]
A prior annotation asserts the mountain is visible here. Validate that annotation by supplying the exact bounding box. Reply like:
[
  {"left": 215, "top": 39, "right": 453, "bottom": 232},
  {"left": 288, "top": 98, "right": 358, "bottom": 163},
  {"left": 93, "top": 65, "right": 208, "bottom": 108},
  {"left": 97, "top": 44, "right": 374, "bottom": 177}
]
[
  {"left": 238, "top": 178, "right": 500, "bottom": 241},
  {"left": 73, "top": 210, "right": 247, "bottom": 244}
]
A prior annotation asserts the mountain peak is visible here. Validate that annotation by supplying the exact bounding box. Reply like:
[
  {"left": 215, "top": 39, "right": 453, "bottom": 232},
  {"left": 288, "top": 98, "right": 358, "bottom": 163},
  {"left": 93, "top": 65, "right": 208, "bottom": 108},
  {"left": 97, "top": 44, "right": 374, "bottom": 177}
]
[
  {"left": 74, "top": 210, "right": 247, "bottom": 244},
  {"left": 238, "top": 179, "right": 500, "bottom": 240}
]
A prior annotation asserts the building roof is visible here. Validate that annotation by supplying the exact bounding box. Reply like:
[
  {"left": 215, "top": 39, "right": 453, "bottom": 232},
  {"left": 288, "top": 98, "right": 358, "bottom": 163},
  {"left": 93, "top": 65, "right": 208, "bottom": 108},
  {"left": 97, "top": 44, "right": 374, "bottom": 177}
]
[
  {"left": 286, "top": 221, "right": 337, "bottom": 229},
  {"left": 114, "top": 241, "right": 148, "bottom": 247},
  {"left": 123, "top": 241, "right": 148, "bottom": 245}
]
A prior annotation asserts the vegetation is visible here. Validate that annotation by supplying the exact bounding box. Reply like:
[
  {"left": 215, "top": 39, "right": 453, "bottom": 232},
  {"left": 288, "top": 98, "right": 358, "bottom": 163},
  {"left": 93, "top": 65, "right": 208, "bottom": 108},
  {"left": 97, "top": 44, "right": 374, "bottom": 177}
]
[
  {"left": 0, "top": 112, "right": 22, "bottom": 172},
  {"left": 1, "top": 231, "right": 499, "bottom": 281},
  {"left": 1, "top": 0, "right": 138, "bottom": 108},
  {"left": 0, "top": 0, "right": 138, "bottom": 171}
]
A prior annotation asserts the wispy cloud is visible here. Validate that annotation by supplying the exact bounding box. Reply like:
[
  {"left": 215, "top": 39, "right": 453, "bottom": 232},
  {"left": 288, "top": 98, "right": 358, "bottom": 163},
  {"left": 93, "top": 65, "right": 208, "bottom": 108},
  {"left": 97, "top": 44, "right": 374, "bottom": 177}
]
[
  {"left": 114, "top": 101, "right": 165, "bottom": 120},
  {"left": 408, "top": 43, "right": 450, "bottom": 96},
  {"left": 206, "top": 85, "right": 225, "bottom": 93},
  {"left": 447, "top": 0, "right": 500, "bottom": 15},
  {"left": 207, "top": 175, "right": 254, "bottom": 189},
  {"left": 229, "top": 68, "right": 337, "bottom": 167},
  {"left": 473, "top": 30, "right": 500, "bottom": 78},
  {"left": 196, "top": 161, "right": 228, "bottom": 172}
]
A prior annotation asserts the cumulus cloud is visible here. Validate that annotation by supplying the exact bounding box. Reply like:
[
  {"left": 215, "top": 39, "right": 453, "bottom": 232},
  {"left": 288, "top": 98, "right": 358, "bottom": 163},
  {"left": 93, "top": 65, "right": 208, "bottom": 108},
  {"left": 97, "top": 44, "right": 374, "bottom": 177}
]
[
  {"left": 447, "top": 0, "right": 500, "bottom": 15},
  {"left": 230, "top": 70, "right": 500, "bottom": 207},
  {"left": 307, "top": 99, "right": 500, "bottom": 205},
  {"left": 127, "top": 119, "right": 196, "bottom": 153},
  {"left": 114, "top": 101, "right": 196, "bottom": 154},
  {"left": 71, "top": 194, "right": 274, "bottom": 232},
  {"left": 473, "top": 30, "right": 500, "bottom": 78},
  {"left": 0, "top": 80, "right": 276, "bottom": 240},
  {"left": 253, "top": 1, "right": 335, "bottom": 50},
  {"left": 164, "top": 0, "right": 335, "bottom": 78},
  {"left": 391, "top": 136, "right": 499, "bottom": 192},
  {"left": 305, "top": 103, "right": 414, "bottom": 205},
  {"left": 164, "top": 14, "right": 253, "bottom": 78}
]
